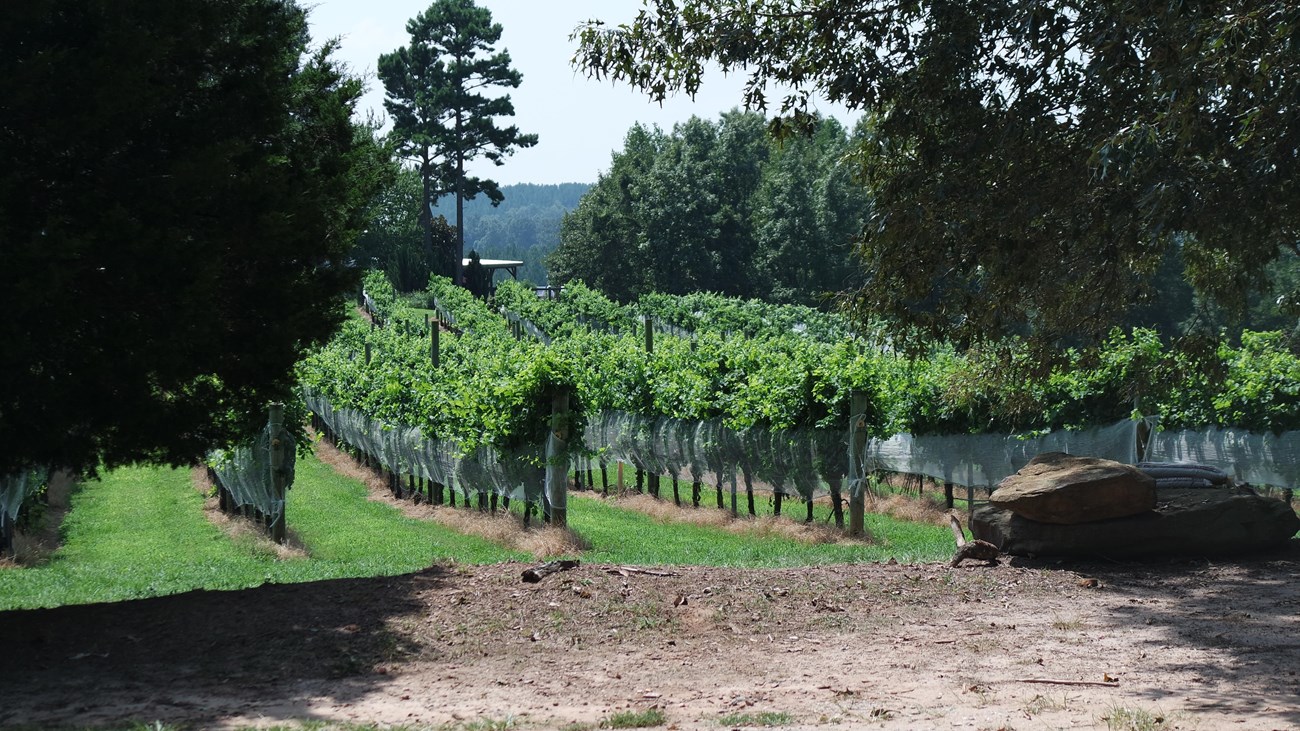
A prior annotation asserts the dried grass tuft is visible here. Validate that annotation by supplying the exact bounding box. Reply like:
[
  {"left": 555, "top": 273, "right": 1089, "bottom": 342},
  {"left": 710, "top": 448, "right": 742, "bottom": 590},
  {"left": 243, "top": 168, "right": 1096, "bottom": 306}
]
[
  {"left": 867, "top": 492, "right": 951, "bottom": 526},
  {"left": 312, "top": 438, "right": 389, "bottom": 493},
  {"left": 428, "top": 508, "right": 589, "bottom": 558},
  {"left": 610, "top": 492, "right": 732, "bottom": 527}
]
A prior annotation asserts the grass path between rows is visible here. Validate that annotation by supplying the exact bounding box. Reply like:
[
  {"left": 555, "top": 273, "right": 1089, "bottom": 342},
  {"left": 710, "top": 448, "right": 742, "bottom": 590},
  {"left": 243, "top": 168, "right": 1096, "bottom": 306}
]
[
  {"left": 567, "top": 493, "right": 950, "bottom": 567},
  {"left": 0, "top": 457, "right": 523, "bottom": 611},
  {"left": 0, "top": 450, "right": 952, "bottom": 611}
]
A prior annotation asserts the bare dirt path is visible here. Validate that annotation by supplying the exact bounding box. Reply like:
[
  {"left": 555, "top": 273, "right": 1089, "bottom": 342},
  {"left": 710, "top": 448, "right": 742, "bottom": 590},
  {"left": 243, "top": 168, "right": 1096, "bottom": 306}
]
[{"left": 3, "top": 547, "right": 1299, "bottom": 730}]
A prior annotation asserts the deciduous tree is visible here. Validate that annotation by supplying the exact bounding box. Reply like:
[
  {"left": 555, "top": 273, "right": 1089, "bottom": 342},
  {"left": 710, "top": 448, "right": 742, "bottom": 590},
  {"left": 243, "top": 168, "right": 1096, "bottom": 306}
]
[
  {"left": 573, "top": 0, "right": 1300, "bottom": 345},
  {"left": 355, "top": 167, "right": 458, "bottom": 292}
]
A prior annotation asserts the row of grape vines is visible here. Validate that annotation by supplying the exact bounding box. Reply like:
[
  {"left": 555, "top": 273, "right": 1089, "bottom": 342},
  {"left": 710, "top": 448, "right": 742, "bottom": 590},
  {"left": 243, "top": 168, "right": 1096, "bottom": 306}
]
[{"left": 298, "top": 271, "right": 1300, "bottom": 527}]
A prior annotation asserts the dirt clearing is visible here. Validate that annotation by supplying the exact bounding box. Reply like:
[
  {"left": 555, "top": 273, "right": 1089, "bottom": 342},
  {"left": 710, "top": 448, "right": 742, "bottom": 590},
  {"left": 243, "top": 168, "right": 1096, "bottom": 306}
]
[{"left": 3, "top": 547, "right": 1299, "bottom": 730}]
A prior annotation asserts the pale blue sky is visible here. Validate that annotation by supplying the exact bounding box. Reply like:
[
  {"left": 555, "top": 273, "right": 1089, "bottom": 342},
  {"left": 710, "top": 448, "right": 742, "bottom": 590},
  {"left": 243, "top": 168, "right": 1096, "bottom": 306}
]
[{"left": 307, "top": 0, "right": 858, "bottom": 186}]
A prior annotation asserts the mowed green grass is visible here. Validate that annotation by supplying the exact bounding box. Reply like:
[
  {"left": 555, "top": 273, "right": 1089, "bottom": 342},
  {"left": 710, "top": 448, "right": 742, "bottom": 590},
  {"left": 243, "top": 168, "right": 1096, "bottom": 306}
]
[
  {"left": 0, "top": 456, "right": 952, "bottom": 611},
  {"left": 0, "top": 455, "right": 524, "bottom": 611},
  {"left": 567, "top": 492, "right": 950, "bottom": 567}
]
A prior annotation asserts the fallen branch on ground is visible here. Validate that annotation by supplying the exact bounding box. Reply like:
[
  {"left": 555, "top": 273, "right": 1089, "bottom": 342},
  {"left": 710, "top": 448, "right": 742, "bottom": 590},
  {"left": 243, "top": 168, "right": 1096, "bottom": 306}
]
[
  {"left": 1014, "top": 678, "right": 1120, "bottom": 687},
  {"left": 521, "top": 559, "right": 580, "bottom": 583},
  {"left": 604, "top": 566, "right": 680, "bottom": 577}
]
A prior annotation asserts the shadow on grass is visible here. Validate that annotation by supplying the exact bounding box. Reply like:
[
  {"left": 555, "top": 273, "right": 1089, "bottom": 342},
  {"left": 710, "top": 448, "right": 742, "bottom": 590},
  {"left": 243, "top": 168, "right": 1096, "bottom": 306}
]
[{"left": 0, "top": 565, "right": 453, "bottom": 728}]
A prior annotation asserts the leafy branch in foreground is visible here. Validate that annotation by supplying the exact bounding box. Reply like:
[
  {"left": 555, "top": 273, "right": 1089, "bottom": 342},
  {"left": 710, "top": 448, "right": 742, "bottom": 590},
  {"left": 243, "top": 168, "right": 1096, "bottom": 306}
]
[{"left": 573, "top": 1, "right": 1300, "bottom": 347}]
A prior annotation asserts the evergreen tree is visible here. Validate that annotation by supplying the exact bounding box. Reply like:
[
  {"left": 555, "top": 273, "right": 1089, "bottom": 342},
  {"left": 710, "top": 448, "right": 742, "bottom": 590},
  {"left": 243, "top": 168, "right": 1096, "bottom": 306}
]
[
  {"left": 0, "top": 0, "right": 389, "bottom": 476},
  {"left": 378, "top": 0, "right": 537, "bottom": 285}
]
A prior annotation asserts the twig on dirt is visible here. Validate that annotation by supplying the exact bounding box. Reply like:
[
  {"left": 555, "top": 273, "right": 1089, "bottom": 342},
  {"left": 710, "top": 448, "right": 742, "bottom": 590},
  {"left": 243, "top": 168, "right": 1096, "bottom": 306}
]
[
  {"left": 1014, "top": 678, "right": 1120, "bottom": 687},
  {"left": 604, "top": 566, "right": 680, "bottom": 578},
  {"left": 521, "top": 559, "right": 580, "bottom": 583}
]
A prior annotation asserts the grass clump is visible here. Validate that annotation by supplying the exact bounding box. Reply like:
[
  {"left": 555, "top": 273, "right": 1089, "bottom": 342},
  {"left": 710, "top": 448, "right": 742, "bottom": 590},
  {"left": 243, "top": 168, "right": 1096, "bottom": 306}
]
[
  {"left": 1100, "top": 706, "right": 1171, "bottom": 731},
  {"left": 601, "top": 708, "right": 666, "bottom": 728},
  {"left": 567, "top": 493, "right": 950, "bottom": 567},
  {"left": 716, "top": 711, "right": 794, "bottom": 727}
]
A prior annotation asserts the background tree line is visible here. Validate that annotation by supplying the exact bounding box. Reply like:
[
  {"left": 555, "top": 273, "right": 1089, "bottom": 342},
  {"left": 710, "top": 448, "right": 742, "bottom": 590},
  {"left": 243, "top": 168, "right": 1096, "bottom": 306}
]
[
  {"left": 543, "top": 104, "right": 1300, "bottom": 341},
  {"left": 547, "top": 110, "right": 869, "bottom": 307}
]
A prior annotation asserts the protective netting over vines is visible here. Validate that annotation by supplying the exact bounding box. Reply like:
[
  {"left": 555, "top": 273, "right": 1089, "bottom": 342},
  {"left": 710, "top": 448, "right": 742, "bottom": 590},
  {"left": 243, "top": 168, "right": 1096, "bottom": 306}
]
[
  {"left": 306, "top": 390, "right": 551, "bottom": 504},
  {"left": 860, "top": 418, "right": 1145, "bottom": 488},
  {"left": 583, "top": 411, "right": 850, "bottom": 500},
  {"left": 1148, "top": 426, "right": 1300, "bottom": 488},
  {"left": 589, "top": 414, "right": 1159, "bottom": 494},
  {"left": 0, "top": 468, "right": 47, "bottom": 522},
  {"left": 209, "top": 418, "right": 296, "bottom": 518}
]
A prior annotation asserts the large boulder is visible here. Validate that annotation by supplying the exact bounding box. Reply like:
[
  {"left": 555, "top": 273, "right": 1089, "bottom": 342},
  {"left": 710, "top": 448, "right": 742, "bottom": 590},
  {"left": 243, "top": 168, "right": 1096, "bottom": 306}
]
[
  {"left": 990, "top": 452, "right": 1156, "bottom": 524},
  {"left": 972, "top": 487, "right": 1300, "bottom": 558}
]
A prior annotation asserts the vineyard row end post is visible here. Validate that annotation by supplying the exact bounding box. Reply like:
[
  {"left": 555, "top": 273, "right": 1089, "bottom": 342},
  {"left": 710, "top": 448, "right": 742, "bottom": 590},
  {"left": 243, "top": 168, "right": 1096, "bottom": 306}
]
[
  {"left": 269, "top": 402, "right": 288, "bottom": 544},
  {"left": 545, "top": 389, "right": 571, "bottom": 528}
]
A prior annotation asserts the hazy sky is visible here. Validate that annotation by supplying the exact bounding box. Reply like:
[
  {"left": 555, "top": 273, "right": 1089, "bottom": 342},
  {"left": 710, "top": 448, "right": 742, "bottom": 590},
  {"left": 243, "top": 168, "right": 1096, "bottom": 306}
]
[{"left": 307, "top": 0, "right": 859, "bottom": 186}]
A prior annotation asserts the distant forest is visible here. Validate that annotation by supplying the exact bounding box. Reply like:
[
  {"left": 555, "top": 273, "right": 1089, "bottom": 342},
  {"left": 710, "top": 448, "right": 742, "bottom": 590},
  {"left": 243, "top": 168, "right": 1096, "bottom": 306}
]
[
  {"left": 436, "top": 183, "right": 589, "bottom": 285},
  {"left": 355, "top": 174, "right": 588, "bottom": 292}
]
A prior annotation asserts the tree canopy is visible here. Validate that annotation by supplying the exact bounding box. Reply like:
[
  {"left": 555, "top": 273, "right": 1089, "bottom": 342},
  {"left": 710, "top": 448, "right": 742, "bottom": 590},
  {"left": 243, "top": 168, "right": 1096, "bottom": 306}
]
[
  {"left": 0, "top": 0, "right": 389, "bottom": 476},
  {"left": 379, "top": 0, "right": 537, "bottom": 285},
  {"left": 573, "top": 0, "right": 1300, "bottom": 345},
  {"left": 548, "top": 111, "right": 866, "bottom": 305}
]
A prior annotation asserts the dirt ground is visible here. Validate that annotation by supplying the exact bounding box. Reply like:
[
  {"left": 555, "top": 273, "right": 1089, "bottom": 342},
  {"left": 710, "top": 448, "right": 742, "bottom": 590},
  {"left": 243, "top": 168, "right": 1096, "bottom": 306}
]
[{"left": 2, "top": 543, "right": 1299, "bottom": 730}]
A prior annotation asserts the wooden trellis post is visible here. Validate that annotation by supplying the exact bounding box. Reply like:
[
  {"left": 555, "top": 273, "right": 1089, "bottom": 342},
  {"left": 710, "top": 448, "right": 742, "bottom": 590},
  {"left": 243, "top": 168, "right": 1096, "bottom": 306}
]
[
  {"left": 545, "top": 390, "right": 571, "bottom": 528},
  {"left": 269, "top": 403, "right": 289, "bottom": 544},
  {"left": 849, "top": 392, "right": 869, "bottom": 537}
]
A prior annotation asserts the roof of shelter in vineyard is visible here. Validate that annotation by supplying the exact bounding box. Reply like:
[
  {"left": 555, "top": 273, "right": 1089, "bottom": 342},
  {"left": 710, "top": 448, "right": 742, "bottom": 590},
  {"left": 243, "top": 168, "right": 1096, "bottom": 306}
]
[{"left": 463, "top": 258, "right": 524, "bottom": 279}]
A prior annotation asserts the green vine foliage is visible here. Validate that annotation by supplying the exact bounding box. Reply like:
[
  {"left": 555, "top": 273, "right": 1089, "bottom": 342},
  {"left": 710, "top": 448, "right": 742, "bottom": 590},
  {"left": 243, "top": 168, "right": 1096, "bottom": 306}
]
[{"left": 303, "top": 273, "right": 1300, "bottom": 470}]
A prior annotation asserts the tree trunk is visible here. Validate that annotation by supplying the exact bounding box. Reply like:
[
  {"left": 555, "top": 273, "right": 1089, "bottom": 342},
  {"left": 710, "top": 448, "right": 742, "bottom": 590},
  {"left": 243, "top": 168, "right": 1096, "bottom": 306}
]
[
  {"left": 420, "top": 148, "right": 437, "bottom": 275},
  {"left": 453, "top": 108, "right": 466, "bottom": 287}
]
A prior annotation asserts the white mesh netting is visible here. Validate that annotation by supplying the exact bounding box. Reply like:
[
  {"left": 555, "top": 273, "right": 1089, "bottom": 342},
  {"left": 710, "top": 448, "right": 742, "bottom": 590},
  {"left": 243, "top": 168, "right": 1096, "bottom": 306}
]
[
  {"left": 1147, "top": 426, "right": 1300, "bottom": 488},
  {"left": 307, "top": 381, "right": 1300, "bottom": 505},
  {"left": 581, "top": 411, "right": 849, "bottom": 499},
  {"left": 0, "top": 468, "right": 48, "bottom": 523},
  {"left": 306, "top": 390, "right": 548, "bottom": 503},
  {"left": 860, "top": 418, "right": 1144, "bottom": 488},
  {"left": 210, "top": 417, "right": 296, "bottom": 518}
]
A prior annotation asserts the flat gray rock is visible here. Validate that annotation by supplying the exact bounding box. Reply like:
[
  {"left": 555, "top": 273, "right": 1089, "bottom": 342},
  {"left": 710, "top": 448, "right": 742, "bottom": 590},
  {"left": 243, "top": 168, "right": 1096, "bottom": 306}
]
[{"left": 972, "top": 487, "right": 1300, "bottom": 558}]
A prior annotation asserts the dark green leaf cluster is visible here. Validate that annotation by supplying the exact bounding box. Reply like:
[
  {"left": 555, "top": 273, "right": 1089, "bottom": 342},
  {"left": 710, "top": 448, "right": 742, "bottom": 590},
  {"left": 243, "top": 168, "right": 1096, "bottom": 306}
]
[
  {"left": 0, "top": 0, "right": 390, "bottom": 476},
  {"left": 573, "top": 0, "right": 1300, "bottom": 347}
]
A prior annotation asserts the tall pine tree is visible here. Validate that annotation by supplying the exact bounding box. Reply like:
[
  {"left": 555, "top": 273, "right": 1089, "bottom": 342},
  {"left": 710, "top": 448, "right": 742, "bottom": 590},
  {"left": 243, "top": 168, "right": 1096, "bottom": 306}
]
[{"left": 378, "top": 0, "right": 537, "bottom": 284}]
